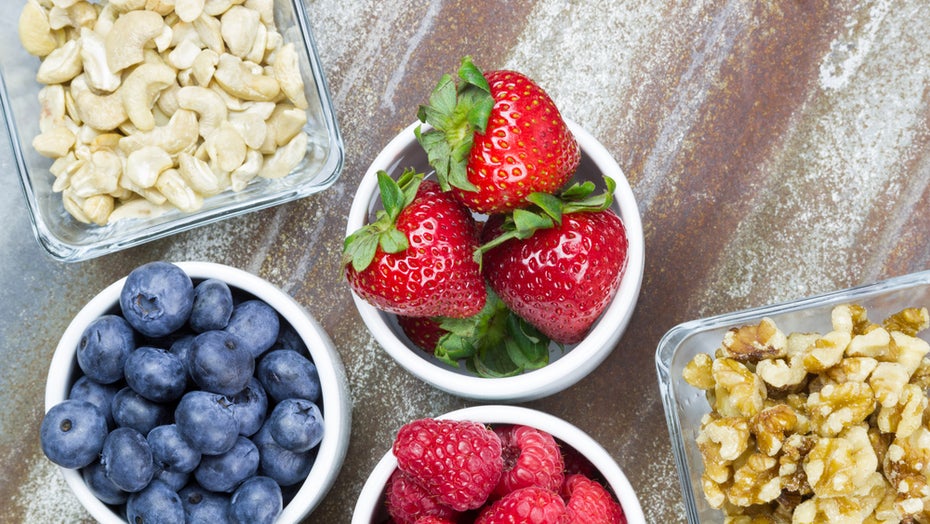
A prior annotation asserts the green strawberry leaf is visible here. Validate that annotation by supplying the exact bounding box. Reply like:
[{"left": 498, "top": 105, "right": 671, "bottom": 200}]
[
  {"left": 342, "top": 169, "right": 424, "bottom": 273},
  {"left": 429, "top": 287, "right": 552, "bottom": 378},
  {"left": 415, "top": 56, "right": 494, "bottom": 194}
]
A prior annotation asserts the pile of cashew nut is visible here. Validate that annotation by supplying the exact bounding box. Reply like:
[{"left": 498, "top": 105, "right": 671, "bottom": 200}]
[{"left": 19, "top": 0, "right": 313, "bottom": 226}]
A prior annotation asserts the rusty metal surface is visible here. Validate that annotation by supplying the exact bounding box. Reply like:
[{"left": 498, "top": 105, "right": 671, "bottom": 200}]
[{"left": 3, "top": 1, "right": 930, "bottom": 522}]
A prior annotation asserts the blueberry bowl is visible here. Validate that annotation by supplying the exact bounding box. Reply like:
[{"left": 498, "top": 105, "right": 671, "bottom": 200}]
[
  {"left": 351, "top": 404, "right": 646, "bottom": 523},
  {"left": 43, "top": 261, "right": 351, "bottom": 523},
  {"left": 345, "top": 120, "right": 645, "bottom": 402}
]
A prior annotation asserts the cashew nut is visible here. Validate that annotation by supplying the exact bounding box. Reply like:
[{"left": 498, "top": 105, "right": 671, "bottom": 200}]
[
  {"left": 214, "top": 53, "right": 280, "bottom": 101},
  {"left": 156, "top": 81, "right": 182, "bottom": 116},
  {"left": 272, "top": 43, "right": 309, "bottom": 110},
  {"left": 33, "top": 126, "right": 76, "bottom": 158},
  {"left": 177, "top": 152, "right": 223, "bottom": 194},
  {"left": 228, "top": 110, "right": 266, "bottom": 150},
  {"left": 92, "top": 3, "right": 118, "bottom": 37},
  {"left": 220, "top": 5, "right": 259, "bottom": 58},
  {"left": 204, "top": 0, "right": 243, "bottom": 16},
  {"left": 38, "top": 85, "right": 67, "bottom": 133},
  {"left": 144, "top": 0, "right": 177, "bottom": 16},
  {"left": 118, "top": 108, "right": 199, "bottom": 156},
  {"left": 156, "top": 168, "right": 202, "bottom": 212},
  {"left": 36, "top": 39, "right": 83, "bottom": 85},
  {"left": 174, "top": 0, "right": 204, "bottom": 22},
  {"left": 71, "top": 74, "right": 128, "bottom": 131},
  {"left": 105, "top": 9, "right": 165, "bottom": 73},
  {"left": 19, "top": 0, "right": 60, "bottom": 57},
  {"left": 107, "top": 197, "right": 174, "bottom": 223},
  {"left": 69, "top": 149, "right": 121, "bottom": 198},
  {"left": 166, "top": 38, "right": 201, "bottom": 70},
  {"left": 230, "top": 148, "right": 262, "bottom": 191},
  {"left": 120, "top": 63, "right": 176, "bottom": 131},
  {"left": 190, "top": 48, "right": 219, "bottom": 86},
  {"left": 244, "top": 0, "right": 273, "bottom": 25},
  {"left": 204, "top": 122, "right": 246, "bottom": 173},
  {"left": 176, "top": 86, "right": 227, "bottom": 138},
  {"left": 126, "top": 146, "right": 173, "bottom": 188},
  {"left": 108, "top": 0, "right": 147, "bottom": 13},
  {"left": 81, "top": 194, "right": 116, "bottom": 226},
  {"left": 48, "top": 1, "right": 97, "bottom": 30},
  {"left": 80, "top": 28, "right": 122, "bottom": 94},
  {"left": 262, "top": 104, "right": 308, "bottom": 153},
  {"left": 193, "top": 14, "right": 224, "bottom": 54},
  {"left": 261, "top": 131, "right": 307, "bottom": 179}
]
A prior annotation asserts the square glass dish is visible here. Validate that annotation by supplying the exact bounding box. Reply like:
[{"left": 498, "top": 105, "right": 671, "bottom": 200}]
[
  {"left": 656, "top": 270, "right": 930, "bottom": 523},
  {"left": 0, "top": 0, "right": 344, "bottom": 262}
]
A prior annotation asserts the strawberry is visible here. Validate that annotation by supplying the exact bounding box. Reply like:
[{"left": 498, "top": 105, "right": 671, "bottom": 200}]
[
  {"left": 562, "top": 474, "right": 626, "bottom": 524},
  {"left": 494, "top": 424, "right": 565, "bottom": 498},
  {"left": 343, "top": 169, "right": 486, "bottom": 318},
  {"left": 475, "top": 486, "right": 569, "bottom": 524},
  {"left": 393, "top": 418, "right": 504, "bottom": 511},
  {"left": 478, "top": 179, "right": 629, "bottom": 344},
  {"left": 385, "top": 469, "right": 459, "bottom": 524},
  {"left": 416, "top": 56, "right": 580, "bottom": 215},
  {"left": 397, "top": 316, "right": 449, "bottom": 352}
]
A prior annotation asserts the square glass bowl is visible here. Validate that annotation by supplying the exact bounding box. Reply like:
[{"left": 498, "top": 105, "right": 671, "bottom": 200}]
[
  {"left": 0, "top": 0, "right": 344, "bottom": 262},
  {"left": 656, "top": 270, "right": 930, "bottom": 523}
]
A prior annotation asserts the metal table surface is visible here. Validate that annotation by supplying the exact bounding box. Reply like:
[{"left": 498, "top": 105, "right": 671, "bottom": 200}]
[{"left": 3, "top": 1, "right": 930, "bottom": 522}]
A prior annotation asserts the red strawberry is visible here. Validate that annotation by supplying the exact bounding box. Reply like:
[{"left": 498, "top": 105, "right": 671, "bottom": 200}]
[
  {"left": 416, "top": 56, "right": 580, "bottom": 214},
  {"left": 494, "top": 424, "right": 565, "bottom": 498},
  {"left": 393, "top": 418, "right": 504, "bottom": 511},
  {"left": 480, "top": 206, "right": 628, "bottom": 344},
  {"left": 385, "top": 469, "right": 459, "bottom": 524},
  {"left": 344, "top": 170, "right": 486, "bottom": 318},
  {"left": 562, "top": 474, "right": 626, "bottom": 524},
  {"left": 397, "top": 316, "right": 448, "bottom": 352},
  {"left": 475, "top": 486, "right": 569, "bottom": 524}
]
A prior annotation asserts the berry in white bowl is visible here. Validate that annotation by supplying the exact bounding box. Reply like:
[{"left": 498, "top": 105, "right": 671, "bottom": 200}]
[
  {"left": 352, "top": 405, "right": 646, "bottom": 523},
  {"left": 42, "top": 261, "right": 351, "bottom": 523}
]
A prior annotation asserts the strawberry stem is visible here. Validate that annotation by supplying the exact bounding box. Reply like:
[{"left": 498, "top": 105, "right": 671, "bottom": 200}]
[
  {"left": 415, "top": 56, "right": 495, "bottom": 193},
  {"left": 342, "top": 169, "right": 423, "bottom": 272},
  {"left": 473, "top": 175, "right": 617, "bottom": 266}
]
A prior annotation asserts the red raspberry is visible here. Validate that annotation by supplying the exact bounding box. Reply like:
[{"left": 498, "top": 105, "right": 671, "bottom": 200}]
[
  {"left": 562, "top": 474, "right": 626, "bottom": 524},
  {"left": 475, "top": 486, "right": 569, "bottom": 524},
  {"left": 414, "top": 517, "right": 458, "bottom": 524},
  {"left": 494, "top": 424, "right": 565, "bottom": 497},
  {"left": 386, "top": 469, "right": 459, "bottom": 524},
  {"left": 561, "top": 444, "right": 596, "bottom": 479},
  {"left": 393, "top": 418, "right": 504, "bottom": 511}
]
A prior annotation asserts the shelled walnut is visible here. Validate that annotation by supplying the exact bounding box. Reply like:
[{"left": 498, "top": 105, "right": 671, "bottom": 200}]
[{"left": 683, "top": 304, "right": 930, "bottom": 522}]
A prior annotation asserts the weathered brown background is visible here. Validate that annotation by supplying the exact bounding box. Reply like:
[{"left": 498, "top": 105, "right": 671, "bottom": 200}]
[{"left": 3, "top": 1, "right": 930, "bottom": 522}]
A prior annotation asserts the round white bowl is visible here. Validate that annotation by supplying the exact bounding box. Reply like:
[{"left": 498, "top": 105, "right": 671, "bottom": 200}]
[
  {"left": 44, "top": 261, "right": 352, "bottom": 524},
  {"left": 351, "top": 405, "right": 646, "bottom": 523},
  {"left": 346, "top": 120, "right": 645, "bottom": 402}
]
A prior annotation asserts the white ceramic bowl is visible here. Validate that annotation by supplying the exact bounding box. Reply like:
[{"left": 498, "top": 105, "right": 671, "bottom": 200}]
[
  {"left": 345, "top": 120, "right": 645, "bottom": 402},
  {"left": 351, "top": 405, "right": 646, "bottom": 523},
  {"left": 44, "top": 261, "right": 351, "bottom": 523}
]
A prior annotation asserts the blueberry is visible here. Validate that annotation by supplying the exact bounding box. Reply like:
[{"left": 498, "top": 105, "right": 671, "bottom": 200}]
[
  {"left": 101, "top": 427, "right": 155, "bottom": 492},
  {"left": 274, "top": 321, "right": 307, "bottom": 353},
  {"left": 226, "top": 378, "right": 268, "bottom": 437},
  {"left": 193, "top": 436, "right": 259, "bottom": 493},
  {"left": 124, "top": 346, "right": 187, "bottom": 402},
  {"left": 179, "top": 483, "right": 231, "bottom": 524},
  {"left": 40, "top": 400, "right": 108, "bottom": 469},
  {"left": 168, "top": 334, "right": 194, "bottom": 378},
  {"left": 126, "top": 479, "right": 184, "bottom": 524},
  {"left": 188, "top": 330, "right": 254, "bottom": 396},
  {"left": 256, "top": 350, "right": 321, "bottom": 404},
  {"left": 251, "top": 423, "right": 316, "bottom": 487},
  {"left": 111, "top": 386, "right": 171, "bottom": 435},
  {"left": 189, "top": 279, "right": 234, "bottom": 333},
  {"left": 120, "top": 261, "right": 194, "bottom": 338},
  {"left": 147, "top": 424, "right": 201, "bottom": 474},
  {"left": 267, "top": 398, "right": 324, "bottom": 453},
  {"left": 82, "top": 460, "right": 128, "bottom": 505},
  {"left": 175, "top": 390, "right": 239, "bottom": 455},
  {"left": 76, "top": 314, "right": 135, "bottom": 384},
  {"left": 153, "top": 468, "right": 189, "bottom": 491},
  {"left": 225, "top": 300, "right": 280, "bottom": 358},
  {"left": 68, "top": 376, "right": 119, "bottom": 427},
  {"left": 229, "top": 476, "right": 282, "bottom": 524}
]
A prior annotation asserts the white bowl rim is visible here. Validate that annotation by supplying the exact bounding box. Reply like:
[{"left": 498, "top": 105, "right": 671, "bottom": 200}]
[
  {"left": 44, "top": 261, "right": 351, "bottom": 524},
  {"left": 345, "top": 120, "right": 645, "bottom": 401},
  {"left": 351, "top": 405, "right": 646, "bottom": 524}
]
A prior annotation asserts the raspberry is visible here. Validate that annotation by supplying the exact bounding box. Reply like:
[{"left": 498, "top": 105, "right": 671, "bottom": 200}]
[
  {"left": 386, "top": 469, "right": 459, "bottom": 524},
  {"left": 475, "top": 486, "right": 569, "bottom": 524},
  {"left": 562, "top": 474, "right": 625, "bottom": 524},
  {"left": 494, "top": 424, "right": 564, "bottom": 497},
  {"left": 414, "top": 517, "right": 458, "bottom": 524},
  {"left": 561, "top": 443, "right": 596, "bottom": 479},
  {"left": 393, "top": 418, "right": 504, "bottom": 511}
]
